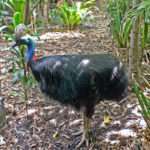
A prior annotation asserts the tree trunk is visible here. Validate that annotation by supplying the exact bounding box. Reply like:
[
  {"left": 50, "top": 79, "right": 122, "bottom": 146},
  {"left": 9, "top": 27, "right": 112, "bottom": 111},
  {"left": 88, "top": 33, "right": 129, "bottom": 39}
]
[
  {"left": 96, "top": 0, "right": 105, "bottom": 10},
  {"left": 43, "top": 0, "right": 49, "bottom": 29},
  {"left": 24, "top": 0, "right": 30, "bottom": 25},
  {"left": 128, "top": 0, "right": 142, "bottom": 83}
]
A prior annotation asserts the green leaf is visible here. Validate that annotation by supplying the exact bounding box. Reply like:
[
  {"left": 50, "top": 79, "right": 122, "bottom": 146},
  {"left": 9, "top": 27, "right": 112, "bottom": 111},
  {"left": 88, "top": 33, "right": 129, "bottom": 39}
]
[
  {"left": 122, "top": 17, "right": 132, "bottom": 46},
  {"left": 13, "top": 11, "right": 22, "bottom": 27},
  {"left": 12, "top": 69, "right": 24, "bottom": 83},
  {"left": 133, "top": 84, "right": 150, "bottom": 118}
]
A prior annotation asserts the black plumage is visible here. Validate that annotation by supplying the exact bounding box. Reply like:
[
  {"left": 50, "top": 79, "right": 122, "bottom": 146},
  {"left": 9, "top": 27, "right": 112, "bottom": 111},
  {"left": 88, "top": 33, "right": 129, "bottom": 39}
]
[
  {"left": 13, "top": 36, "right": 128, "bottom": 147},
  {"left": 30, "top": 54, "right": 128, "bottom": 116}
]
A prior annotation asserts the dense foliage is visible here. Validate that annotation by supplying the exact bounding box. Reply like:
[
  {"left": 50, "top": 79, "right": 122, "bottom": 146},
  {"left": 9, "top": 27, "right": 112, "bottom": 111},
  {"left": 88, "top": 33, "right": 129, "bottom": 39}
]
[
  {"left": 133, "top": 84, "right": 150, "bottom": 128},
  {"left": 107, "top": 0, "right": 150, "bottom": 48},
  {"left": 128, "top": 0, "right": 150, "bottom": 47},
  {"left": 0, "top": 0, "right": 26, "bottom": 40},
  {"left": 107, "top": 0, "right": 132, "bottom": 47},
  {"left": 50, "top": 0, "right": 96, "bottom": 29}
]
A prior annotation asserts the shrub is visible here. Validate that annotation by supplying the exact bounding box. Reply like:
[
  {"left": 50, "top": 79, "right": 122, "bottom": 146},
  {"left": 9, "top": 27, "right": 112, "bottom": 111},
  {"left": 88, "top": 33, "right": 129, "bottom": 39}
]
[{"left": 50, "top": 0, "right": 96, "bottom": 30}]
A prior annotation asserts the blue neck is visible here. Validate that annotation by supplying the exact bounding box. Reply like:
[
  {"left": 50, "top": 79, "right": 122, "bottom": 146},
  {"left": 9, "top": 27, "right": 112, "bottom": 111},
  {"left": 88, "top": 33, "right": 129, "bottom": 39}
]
[{"left": 25, "top": 40, "right": 35, "bottom": 63}]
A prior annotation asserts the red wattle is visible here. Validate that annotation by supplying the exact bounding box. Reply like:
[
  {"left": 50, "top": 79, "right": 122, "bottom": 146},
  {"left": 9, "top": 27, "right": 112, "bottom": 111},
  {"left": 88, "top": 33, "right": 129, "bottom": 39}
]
[{"left": 33, "top": 55, "right": 37, "bottom": 61}]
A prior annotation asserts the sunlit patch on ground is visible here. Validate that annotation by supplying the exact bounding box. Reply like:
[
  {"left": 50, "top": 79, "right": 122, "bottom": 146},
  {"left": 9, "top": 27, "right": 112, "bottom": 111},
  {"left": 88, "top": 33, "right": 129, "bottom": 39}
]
[{"left": 40, "top": 32, "right": 85, "bottom": 41}]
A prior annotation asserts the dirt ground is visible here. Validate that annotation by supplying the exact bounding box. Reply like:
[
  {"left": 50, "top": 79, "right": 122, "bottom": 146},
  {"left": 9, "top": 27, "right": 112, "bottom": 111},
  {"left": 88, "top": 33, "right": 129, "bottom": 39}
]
[{"left": 0, "top": 11, "right": 149, "bottom": 150}]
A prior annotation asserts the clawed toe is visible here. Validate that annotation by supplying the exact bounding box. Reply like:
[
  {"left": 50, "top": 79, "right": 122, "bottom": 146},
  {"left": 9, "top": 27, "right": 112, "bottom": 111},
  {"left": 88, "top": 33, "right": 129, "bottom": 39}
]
[
  {"left": 76, "top": 131, "right": 95, "bottom": 148},
  {"left": 76, "top": 133, "right": 88, "bottom": 148}
]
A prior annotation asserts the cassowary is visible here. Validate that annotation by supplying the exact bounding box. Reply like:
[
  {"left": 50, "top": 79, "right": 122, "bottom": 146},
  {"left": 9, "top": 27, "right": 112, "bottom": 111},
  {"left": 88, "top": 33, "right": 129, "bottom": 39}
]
[{"left": 12, "top": 35, "right": 128, "bottom": 147}]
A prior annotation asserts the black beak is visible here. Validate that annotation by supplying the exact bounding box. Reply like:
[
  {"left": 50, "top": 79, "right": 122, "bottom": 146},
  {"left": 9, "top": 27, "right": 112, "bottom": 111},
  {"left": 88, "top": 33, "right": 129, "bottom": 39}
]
[
  {"left": 11, "top": 39, "right": 20, "bottom": 49},
  {"left": 11, "top": 42, "right": 18, "bottom": 49}
]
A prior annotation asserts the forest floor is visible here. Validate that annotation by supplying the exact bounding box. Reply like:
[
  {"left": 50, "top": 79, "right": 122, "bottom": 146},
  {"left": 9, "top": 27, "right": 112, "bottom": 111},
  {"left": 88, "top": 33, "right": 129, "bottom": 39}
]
[{"left": 0, "top": 11, "right": 149, "bottom": 150}]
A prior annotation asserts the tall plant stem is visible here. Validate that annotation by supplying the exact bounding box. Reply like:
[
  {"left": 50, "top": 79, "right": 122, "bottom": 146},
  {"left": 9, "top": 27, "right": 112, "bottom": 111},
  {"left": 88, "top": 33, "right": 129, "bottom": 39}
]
[{"left": 21, "top": 47, "right": 28, "bottom": 118}]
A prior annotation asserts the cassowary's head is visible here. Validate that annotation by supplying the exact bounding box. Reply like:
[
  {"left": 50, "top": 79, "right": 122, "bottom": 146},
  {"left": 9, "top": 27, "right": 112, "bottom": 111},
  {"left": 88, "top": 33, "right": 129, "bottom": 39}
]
[
  {"left": 12, "top": 35, "right": 36, "bottom": 63},
  {"left": 12, "top": 35, "right": 34, "bottom": 47}
]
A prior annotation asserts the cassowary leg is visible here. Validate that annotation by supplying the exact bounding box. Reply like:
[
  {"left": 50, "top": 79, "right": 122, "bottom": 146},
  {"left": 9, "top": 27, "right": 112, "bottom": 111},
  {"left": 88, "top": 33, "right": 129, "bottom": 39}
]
[{"left": 76, "top": 106, "right": 94, "bottom": 148}]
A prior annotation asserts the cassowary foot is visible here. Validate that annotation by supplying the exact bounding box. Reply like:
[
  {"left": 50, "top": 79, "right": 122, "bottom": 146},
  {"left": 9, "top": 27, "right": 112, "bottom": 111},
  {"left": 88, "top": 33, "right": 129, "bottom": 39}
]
[
  {"left": 76, "top": 130, "right": 94, "bottom": 148},
  {"left": 76, "top": 133, "right": 88, "bottom": 148}
]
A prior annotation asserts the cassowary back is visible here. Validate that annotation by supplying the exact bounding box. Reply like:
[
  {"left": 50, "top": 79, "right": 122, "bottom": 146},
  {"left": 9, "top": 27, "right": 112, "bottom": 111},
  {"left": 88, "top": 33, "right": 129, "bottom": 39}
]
[{"left": 30, "top": 54, "right": 128, "bottom": 110}]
